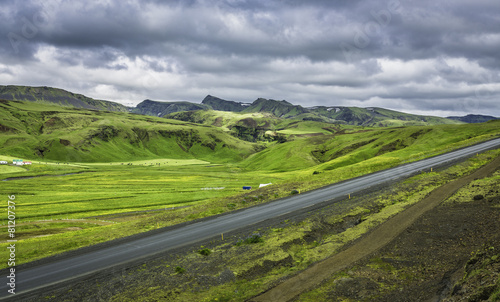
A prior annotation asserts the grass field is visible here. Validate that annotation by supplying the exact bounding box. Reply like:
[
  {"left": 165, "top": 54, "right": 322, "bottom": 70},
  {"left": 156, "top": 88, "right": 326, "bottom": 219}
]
[
  {"left": 0, "top": 161, "right": 279, "bottom": 222},
  {"left": 0, "top": 165, "right": 26, "bottom": 174}
]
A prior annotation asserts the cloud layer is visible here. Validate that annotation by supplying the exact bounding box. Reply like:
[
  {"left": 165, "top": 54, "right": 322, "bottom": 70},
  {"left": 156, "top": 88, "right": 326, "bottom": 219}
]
[{"left": 1, "top": 0, "right": 499, "bottom": 116}]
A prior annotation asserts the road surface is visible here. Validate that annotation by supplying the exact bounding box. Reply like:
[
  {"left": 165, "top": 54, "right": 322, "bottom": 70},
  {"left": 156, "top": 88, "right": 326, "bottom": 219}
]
[{"left": 1, "top": 137, "right": 500, "bottom": 300}]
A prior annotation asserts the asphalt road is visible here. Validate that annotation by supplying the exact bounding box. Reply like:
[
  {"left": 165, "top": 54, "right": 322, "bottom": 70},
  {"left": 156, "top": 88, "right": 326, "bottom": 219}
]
[{"left": 2, "top": 137, "right": 500, "bottom": 300}]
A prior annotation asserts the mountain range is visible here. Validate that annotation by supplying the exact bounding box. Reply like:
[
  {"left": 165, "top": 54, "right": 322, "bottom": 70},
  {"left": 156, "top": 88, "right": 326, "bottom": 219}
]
[
  {"left": 133, "top": 96, "right": 464, "bottom": 127},
  {"left": 447, "top": 114, "right": 499, "bottom": 124},
  {"left": 1, "top": 85, "right": 497, "bottom": 127}
]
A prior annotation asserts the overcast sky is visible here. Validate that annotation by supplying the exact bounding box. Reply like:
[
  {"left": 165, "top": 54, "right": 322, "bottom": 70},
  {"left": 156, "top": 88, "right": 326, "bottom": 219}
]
[{"left": 1, "top": 0, "right": 499, "bottom": 117}]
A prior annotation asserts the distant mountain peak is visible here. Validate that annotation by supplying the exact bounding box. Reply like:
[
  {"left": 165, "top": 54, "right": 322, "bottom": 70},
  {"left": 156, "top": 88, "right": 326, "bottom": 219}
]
[
  {"left": 447, "top": 114, "right": 498, "bottom": 123},
  {"left": 244, "top": 98, "right": 308, "bottom": 118},
  {"left": 133, "top": 99, "right": 210, "bottom": 117},
  {"left": 1, "top": 85, "right": 468, "bottom": 127},
  {"left": 253, "top": 98, "right": 292, "bottom": 105},
  {"left": 0, "top": 85, "right": 128, "bottom": 112},
  {"left": 201, "top": 95, "right": 249, "bottom": 112}
]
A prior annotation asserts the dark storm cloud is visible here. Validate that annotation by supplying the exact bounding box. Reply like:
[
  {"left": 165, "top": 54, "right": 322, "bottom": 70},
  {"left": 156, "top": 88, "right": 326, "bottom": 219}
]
[
  {"left": 0, "top": 0, "right": 499, "bottom": 116},
  {"left": 2, "top": 0, "right": 498, "bottom": 63}
]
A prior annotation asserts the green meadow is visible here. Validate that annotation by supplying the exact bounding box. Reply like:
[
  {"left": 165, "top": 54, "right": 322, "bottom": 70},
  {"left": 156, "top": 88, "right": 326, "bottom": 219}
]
[{"left": 0, "top": 162, "right": 280, "bottom": 221}]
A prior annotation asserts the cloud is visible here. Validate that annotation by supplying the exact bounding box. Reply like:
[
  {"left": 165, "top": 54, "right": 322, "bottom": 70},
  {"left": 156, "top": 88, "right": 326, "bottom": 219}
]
[{"left": 0, "top": 0, "right": 498, "bottom": 116}]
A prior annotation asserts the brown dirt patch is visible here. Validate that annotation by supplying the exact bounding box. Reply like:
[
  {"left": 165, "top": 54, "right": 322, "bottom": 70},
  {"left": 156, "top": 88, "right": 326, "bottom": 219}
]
[
  {"left": 212, "top": 117, "right": 223, "bottom": 127},
  {"left": 66, "top": 227, "right": 83, "bottom": 231}
]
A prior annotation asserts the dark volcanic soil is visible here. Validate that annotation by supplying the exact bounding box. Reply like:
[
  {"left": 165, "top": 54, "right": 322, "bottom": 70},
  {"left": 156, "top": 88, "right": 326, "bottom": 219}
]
[{"left": 320, "top": 197, "right": 500, "bottom": 302}]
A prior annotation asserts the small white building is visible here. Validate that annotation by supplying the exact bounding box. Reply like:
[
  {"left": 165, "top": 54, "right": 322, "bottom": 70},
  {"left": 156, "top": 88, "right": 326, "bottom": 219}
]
[
  {"left": 13, "top": 159, "right": 24, "bottom": 166},
  {"left": 0, "top": 161, "right": 7, "bottom": 165}
]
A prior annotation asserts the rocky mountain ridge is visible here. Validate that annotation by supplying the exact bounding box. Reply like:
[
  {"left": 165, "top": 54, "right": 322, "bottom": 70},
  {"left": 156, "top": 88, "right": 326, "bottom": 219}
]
[
  {"left": 2, "top": 85, "right": 495, "bottom": 126},
  {"left": 447, "top": 114, "right": 498, "bottom": 123}
]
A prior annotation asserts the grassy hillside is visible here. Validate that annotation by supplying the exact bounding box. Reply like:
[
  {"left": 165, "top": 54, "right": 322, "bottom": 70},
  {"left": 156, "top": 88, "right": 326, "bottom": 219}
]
[
  {"left": 242, "top": 98, "right": 309, "bottom": 118},
  {"left": 241, "top": 121, "right": 500, "bottom": 172},
  {"left": 0, "top": 85, "right": 128, "bottom": 112},
  {"left": 165, "top": 98, "right": 461, "bottom": 131},
  {"left": 309, "top": 106, "right": 462, "bottom": 127},
  {"left": 165, "top": 110, "right": 274, "bottom": 131},
  {"left": 196, "top": 96, "right": 462, "bottom": 127},
  {"left": 0, "top": 100, "right": 259, "bottom": 163},
  {"left": 165, "top": 109, "right": 352, "bottom": 142}
]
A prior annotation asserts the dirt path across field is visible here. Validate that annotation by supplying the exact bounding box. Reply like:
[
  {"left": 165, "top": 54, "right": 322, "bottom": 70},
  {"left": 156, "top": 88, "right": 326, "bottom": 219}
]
[
  {"left": 250, "top": 156, "right": 500, "bottom": 302},
  {"left": 0, "top": 219, "right": 113, "bottom": 227}
]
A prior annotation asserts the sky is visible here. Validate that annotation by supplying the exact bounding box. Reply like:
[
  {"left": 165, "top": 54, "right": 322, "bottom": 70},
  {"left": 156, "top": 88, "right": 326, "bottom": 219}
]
[{"left": 1, "top": 0, "right": 499, "bottom": 117}]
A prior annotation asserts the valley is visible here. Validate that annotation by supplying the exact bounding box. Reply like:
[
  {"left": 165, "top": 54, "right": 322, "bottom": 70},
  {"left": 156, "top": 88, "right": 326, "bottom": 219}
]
[{"left": 0, "top": 87, "right": 499, "bottom": 301}]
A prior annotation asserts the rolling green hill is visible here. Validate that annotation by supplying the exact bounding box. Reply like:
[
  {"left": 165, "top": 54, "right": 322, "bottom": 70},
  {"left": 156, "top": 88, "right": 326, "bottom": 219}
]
[
  {"left": 240, "top": 120, "right": 500, "bottom": 172},
  {"left": 195, "top": 95, "right": 463, "bottom": 127},
  {"left": 165, "top": 97, "right": 462, "bottom": 129},
  {"left": 0, "top": 100, "right": 259, "bottom": 163},
  {"left": 164, "top": 109, "right": 347, "bottom": 142},
  {"left": 308, "top": 106, "right": 462, "bottom": 127},
  {"left": 242, "top": 98, "right": 309, "bottom": 118},
  {"left": 0, "top": 85, "right": 128, "bottom": 112}
]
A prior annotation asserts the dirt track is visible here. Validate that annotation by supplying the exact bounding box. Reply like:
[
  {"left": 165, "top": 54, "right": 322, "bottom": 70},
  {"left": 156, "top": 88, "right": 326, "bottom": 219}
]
[{"left": 250, "top": 156, "right": 500, "bottom": 302}]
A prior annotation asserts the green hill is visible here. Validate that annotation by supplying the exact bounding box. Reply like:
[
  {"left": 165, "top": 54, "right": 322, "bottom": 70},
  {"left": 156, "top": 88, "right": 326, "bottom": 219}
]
[
  {"left": 164, "top": 109, "right": 346, "bottom": 142},
  {"left": 0, "top": 85, "right": 128, "bottom": 112},
  {"left": 198, "top": 96, "right": 462, "bottom": 126},
  {"left": 308, "top": 106, "right": 462, "bottom": 127},
  {"left": 0, "top": 100, "right": 258, "bottom": 163},
  {"left": 240, "top": 120, "right": 500, "bottom": 172},
  {"left": 167, "top": 96, "right": 462, "bottom": 127},
  {"left": 242, "top": 98, "right": 309, "bottom": 118}
]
